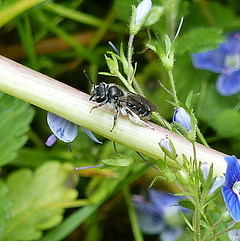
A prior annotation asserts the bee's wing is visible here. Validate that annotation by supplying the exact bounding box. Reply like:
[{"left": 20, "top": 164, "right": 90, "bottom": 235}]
[{"left": 119, "top": 91, "right": 158, "bottom": 112}]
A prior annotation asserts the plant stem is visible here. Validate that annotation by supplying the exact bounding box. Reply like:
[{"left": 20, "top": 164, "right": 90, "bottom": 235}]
[
  {"left": 0, "top": 55, "right": 227, "bottom": 177},
  {"left": 123, "top": 186, "right": 144, "bottom": 241},
  {"left": 128, "top": 34, "right": 135, "bottom": 84},
  {"left": 167, "top": 69, "right": 179, "bottom": 109}
]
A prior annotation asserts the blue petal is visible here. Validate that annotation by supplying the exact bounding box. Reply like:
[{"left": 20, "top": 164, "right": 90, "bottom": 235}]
[
  {"left": 225, "top": 32, "right": 240, "bottom": 54},
  {"left": 160, "top": 227, "right": 183, "bottom": 241},
  {"left": 224, "top": 156, "right": 240, "bottom": 187},
  {"left": 216, "top": 70, "right": 240, "bottom": 96},
  {"left": 222, "top": 186, "right": 240, "bottom": 222},
  {"left": 191, "top": 44, "right": 227, "bottom": 73},
  {"left": 82, "top": 127, "right": 102, "bottom": 144},
  {"left": 47, "top": 112, "right": 78, "bottom": 143},
  {"left": 148, "top": 189, "right": 181, "bottom": 214},
  {"left": 46, "top": 134, "right": 57, "bottom": 146}
]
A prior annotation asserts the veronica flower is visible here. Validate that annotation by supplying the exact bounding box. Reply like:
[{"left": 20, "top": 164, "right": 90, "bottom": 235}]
[
  {"left": 222, "top": 155, "right": 240, "bottom": 222},
  {"left": 173, "top": 107, "right": 191, "bottom": 133},
  {"left": 191, "top": 32, "right": 240, "bottom": 96},
  {"left": 46, "top": 112, "right": 102, "bottom": 152},
  {"left": 132, "top": 189, "right": 188, "bottom": 241}
]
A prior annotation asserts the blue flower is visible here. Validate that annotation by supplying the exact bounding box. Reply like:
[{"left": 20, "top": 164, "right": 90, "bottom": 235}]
[
  {"left": 191, "top": 32, "right": 240, "bottom": 96},
  {"left": 46, "top": 112, "right": 102, "bottom": 152},
  {"left": 173, "top": 107, "right": 191, "bottom": 133},
  {"left": 46, "top": 112, "right": 78, "bottom": 147},
  {"left": 132, "top": 189, "right": 188, "bottom": 241},
  {"left": 222, "top": 155, "right": 240, "bottom": 222}
]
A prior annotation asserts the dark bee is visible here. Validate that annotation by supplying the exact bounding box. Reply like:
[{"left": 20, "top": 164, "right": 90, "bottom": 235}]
[{"left": 85, "top": 72, "right": 157, "bottom": 131}]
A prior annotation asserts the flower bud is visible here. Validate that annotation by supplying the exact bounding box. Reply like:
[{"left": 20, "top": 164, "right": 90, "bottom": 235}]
[
  {"left": 177, "top": 170, "right": 189, "bottom": 186},
  {"left": 130, "top": 0, "right": 152, "bottom": 35},
  {"left": 200, "top": 163, "right": 210, "bottom": 182},
  {"left": 173, "top": 107, "right": 191, "bottom": 133},
  {"left": 135, "top": 0, "right": 152, "bottom": 25},
  {"left": 159, "top": 138, "right": 177, "bottom": 160}
]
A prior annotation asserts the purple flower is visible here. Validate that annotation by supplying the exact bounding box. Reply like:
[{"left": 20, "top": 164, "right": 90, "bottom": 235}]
[
  {"left": 191, "top": 32, "right": 240, "bottom": 96},
  {"left": 173, "top": 107, "right": 191, "bottom": 133},
  {"left": 222, "top": 155, "right": 240, "bottom": 222},
  {"left": 132, "top": 189, "right": 188, "bottom": 241}
]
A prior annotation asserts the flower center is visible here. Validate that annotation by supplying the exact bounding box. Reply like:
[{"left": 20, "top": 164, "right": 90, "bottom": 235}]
[
  {"left": 225, "top": 54, "right": 240, "bottom": 71},
  {"left": 233, "top": 181, "right": 240, "bottom": 199}
]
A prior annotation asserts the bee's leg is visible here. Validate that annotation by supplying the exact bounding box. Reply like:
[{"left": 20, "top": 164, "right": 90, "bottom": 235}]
[
  {"left": 126, "top": 109, "right": 154, "bottom": 130},
  {"left": 110, "top": 107, "right": 120, "bottom": 132},
  {"left": 90, "top": 100, "right": 108, "bottom": 113}
]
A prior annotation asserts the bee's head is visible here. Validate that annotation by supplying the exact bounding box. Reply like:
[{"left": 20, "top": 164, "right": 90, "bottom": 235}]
[
  {"left": 90, "top": 82, "right": 108, "bottom": 103},
  {"left": 83, "top": 70, "right": 108, "bottom": 103}
]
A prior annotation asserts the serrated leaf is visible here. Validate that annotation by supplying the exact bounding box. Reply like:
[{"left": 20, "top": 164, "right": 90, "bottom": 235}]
[
  {"left": 0, "top": 93, "right": 34, "bottom": 166},
  {"left": 102, "top": 154, "right": 134, "bottom": 167},
  {"left": 0, "top": 181, "right": 12, "bottom": 239},
  {"left": 1, "top": 161, "right": 79, "bottom": 241},
  {"left": 176, "top": 27, "right": 225, "bottom": 55},
  {"left": 178, "top": 199, "right": 195, "bottom": 211}
]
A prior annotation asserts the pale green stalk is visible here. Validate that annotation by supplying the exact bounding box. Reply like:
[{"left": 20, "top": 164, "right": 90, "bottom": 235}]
[{"left": 0, "top": 55, "right": 227, "bottom": 177}]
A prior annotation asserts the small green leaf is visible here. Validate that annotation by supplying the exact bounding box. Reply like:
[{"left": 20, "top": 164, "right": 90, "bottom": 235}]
[
  {"left": 178, "top": 199, "right": 195, "bottom": 211},
  {"left": 2, "top": 161, "right": 79, "bottom": 241},
  {"left": 165, "top": 34, "right": 172, "bottom": 54},
  {"left": 102, "top": 154, "right": 134, "bottom": 167}
]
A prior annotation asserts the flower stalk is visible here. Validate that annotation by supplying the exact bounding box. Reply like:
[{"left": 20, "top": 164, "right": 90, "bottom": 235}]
[{"left": 0, "top": 55, "right": 227, "bottom": 176}]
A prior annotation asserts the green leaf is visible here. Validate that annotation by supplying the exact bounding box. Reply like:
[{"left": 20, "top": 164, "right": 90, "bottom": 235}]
[
  {"left": 2, "top": 161, "right": 79, "bottom": 241},
  {"left": 0, "top": 181, "right": 12, "bottom": 239},
  {"left": 0, "top": 93, "right": 34, "bottom": 166},
  {"left": 178, "top": 199, "right": 195, "bottom": 211},
  {"left": 102, "top": 154, "right": 134, "bottom": 167},
  {"left": 176, "top": 27, "right": 225, "bottom": 55}
]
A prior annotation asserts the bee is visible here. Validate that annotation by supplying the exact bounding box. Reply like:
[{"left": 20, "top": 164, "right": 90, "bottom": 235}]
[{"left": 84, "top": 71, "right": 157, "bottom": 132}]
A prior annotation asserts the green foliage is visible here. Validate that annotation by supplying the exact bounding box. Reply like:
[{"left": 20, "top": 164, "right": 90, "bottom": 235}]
[
  {"left": 0, "top": 93, "right": 34, "bottom": 166},
  {"left": 0, "top": 181, "right": 12, "bottom": 239},
  {"left": 1, "top": 161, "right": 78, "bottom": 241},
  {"left": 214, "top": 109, "right": 240, "bottom": 137},
  {"left": 176, "top": 27, "right": 225, "bottom": 55}
]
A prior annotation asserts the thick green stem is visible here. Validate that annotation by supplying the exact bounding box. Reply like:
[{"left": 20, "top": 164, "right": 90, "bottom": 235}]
[{"left": 0, "top": 55, "right": 227, "bottom": 177}]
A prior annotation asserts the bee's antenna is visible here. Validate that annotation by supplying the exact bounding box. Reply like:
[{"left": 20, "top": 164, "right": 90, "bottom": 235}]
[{"left": 83, "top": 70, "right": 95, "bottom": 87}]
